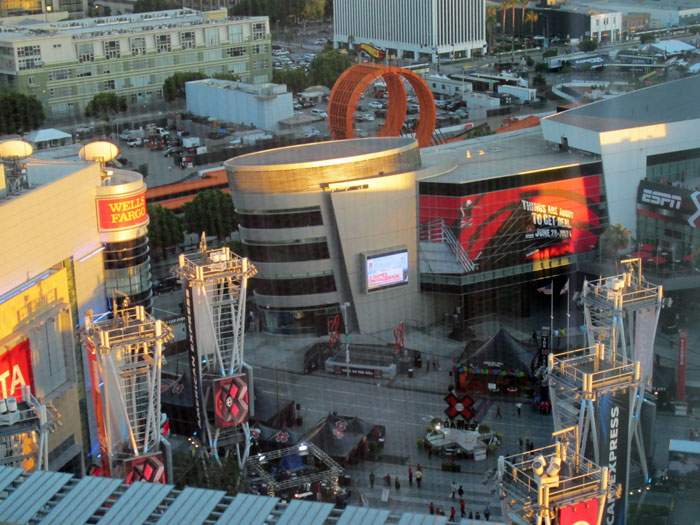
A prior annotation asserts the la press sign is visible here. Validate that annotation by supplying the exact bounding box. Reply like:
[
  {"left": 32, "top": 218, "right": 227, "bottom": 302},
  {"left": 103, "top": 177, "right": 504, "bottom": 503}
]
[
  {"left": 96, "top": 192, "right": 147, "bottom": 231},
  {"left": 0, "top": 340, "right": 34, "bottom": 401}
]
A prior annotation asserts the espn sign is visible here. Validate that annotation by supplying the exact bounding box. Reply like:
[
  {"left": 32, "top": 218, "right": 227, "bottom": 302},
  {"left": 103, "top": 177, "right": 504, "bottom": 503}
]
[
  {"left": 0, "top": 340, "right": 35, "bottom": 401},
  {"left": 640, "top": 188, "right": 681, "bottom": 209}
]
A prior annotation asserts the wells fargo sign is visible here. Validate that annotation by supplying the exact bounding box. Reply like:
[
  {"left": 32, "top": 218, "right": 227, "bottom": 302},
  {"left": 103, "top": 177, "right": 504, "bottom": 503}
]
[
  {"left": 358, "top": 43, "right": 386, "bottom": 59},
  {"left": 0, "top": 339, "right": 34, "bottom": 401},
  {"left": 96, "top": 192, "right": 147, "bottom": 231}
]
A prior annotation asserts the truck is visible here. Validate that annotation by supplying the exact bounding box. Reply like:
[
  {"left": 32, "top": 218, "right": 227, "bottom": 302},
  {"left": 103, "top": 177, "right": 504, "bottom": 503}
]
[
  {"left": 182, "top": 136, "right": 201, "bottom": 149},
  {"left": 119, "top": 128, "right": 145, "bottom": 141}
]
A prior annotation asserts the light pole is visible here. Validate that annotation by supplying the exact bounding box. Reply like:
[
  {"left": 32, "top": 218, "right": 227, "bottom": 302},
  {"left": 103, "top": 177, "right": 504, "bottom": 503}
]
[{"left": 340, "top": 302, "right": 351, "bottom": 377}]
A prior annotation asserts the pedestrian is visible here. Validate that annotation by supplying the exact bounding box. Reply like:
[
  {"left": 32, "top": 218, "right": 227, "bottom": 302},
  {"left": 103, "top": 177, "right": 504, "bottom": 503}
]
[
  {"left": 395, "top": 476, "right": 400, "bottom": 491},
  {"left": 531, "top": 330, "right": 537, "bottom": 345},
  {"left": 516, "top": 402, "right": 522, "bottom": 417},
  {"left": 415, "top": 469, "right": 422, "bottom": 488},
  {"left": 429, "top": 502, "right": 435, "bottom": 515},
  {"left": 460, "top": 499, "right": 466, "bottom": 517},
  {"left": 408, "top": 467, "right": 413, "bottom": 486},
  {"left": 519, "top": 437, "right": 523, "bottom": 451},
  {"left": 417, "top": 464, "right": 422, "bottom": 472},
  {"left": 433, "top": 356, "right": 438, "bottom": 370},
  {"left": 525, "top": 439, "right": 531, "bottom": 451},
  {"left": 496, "top": 405, "right": 502, "bottom": 419},
  {"left": 468, "top": 511, "right": 474, "bottom": 519},
  {"left": 458, "top": 485, "right": 464, "bottom": 498},
  {"left": 451, "top": 481, "right": 457, "bottom": 499},
  {"left": 475, "top": 511, "right": 481, "bottom": 520},
  {"left": 484, "top": 504, "right": 490, "bottom": 521},
  {"left": 450, "top": 507, "right": 456, "bottom": 522},
  {"left": 369, "top": 472, "right": 375, "bottom": 489},
  {"left": 426, "top": 358, "right": 430, "bottom": 373}
]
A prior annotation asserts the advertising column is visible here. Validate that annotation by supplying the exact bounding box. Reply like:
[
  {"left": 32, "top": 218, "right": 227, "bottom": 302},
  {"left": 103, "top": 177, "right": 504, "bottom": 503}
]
[
  {"left": 676, "top": 329, "right": 688, "bottom": 408},
  {"left": 598, "top": 390, "right": 630, "bottom": 525}
]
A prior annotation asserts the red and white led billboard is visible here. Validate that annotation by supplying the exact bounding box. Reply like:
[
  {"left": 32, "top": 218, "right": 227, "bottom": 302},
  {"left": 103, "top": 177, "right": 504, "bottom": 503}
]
[
  {"left": 0, "top": 339, "right": 34, "bottom": 402},
  {"left": 420, "top": 175, "right": 602, "bottom": 272},
  {"left": 214, "top": 374, "right": 249, "bottom": 429},
  {"left": 558, "top": 498, "right": 599, "bottom": 525}
]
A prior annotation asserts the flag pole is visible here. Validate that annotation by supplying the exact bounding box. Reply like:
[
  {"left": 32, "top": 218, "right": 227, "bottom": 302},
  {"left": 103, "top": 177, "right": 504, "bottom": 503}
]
[
  {"left": 566, "top": 281, "right": 570, "bottom": 350},
  {"left": 550, "top": 279, "right": 554, "bottom": 351}
]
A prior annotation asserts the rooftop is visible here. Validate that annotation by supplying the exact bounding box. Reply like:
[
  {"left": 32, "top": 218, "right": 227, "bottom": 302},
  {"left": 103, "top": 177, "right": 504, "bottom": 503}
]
[
  {"left": 0, "top": 9, "right": 263, "bottom": 41},
  {"left": 418, "top": 127, "right": 596, "bottom": 184},
  {"left": 543, "top": 75, "right": 700, "bottom": 133}
]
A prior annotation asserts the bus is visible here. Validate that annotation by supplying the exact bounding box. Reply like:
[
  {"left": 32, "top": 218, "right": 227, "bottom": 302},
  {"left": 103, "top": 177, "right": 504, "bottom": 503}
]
[{"left": 145, "top": 167, "right": 228, "bottom": 211}]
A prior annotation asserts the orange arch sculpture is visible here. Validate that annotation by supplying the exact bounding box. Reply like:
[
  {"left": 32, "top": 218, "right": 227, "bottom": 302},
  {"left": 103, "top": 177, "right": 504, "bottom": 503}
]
[{"left": 328, "top": 63, "right": 437, "bottom": 148}]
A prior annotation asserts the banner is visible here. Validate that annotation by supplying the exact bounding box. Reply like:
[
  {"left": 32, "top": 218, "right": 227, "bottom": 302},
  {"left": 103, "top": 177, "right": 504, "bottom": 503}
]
[
  {"left": 559, "top": 498, "right": 599, "bottom": 525},
  {"left": 214, "top": 374, "right": 249, "bottom": 429},
  {"left": 184, "top": 285, "right": 206, "bottom": 438},
  {"left": 636, "top": 180, "right": 700, "bottom": 228},
  {"left": 358, "top": 43, "right": 385, "bottom": 59},
  {"left": 96, "top": 191, "right": 148, "bottom": 231},
  {"left": 123, "top": 452, "right": 166, "bottom": 484},
  {"left": 0, "top": 339, "right": 34, "bottom": 401},
  {"left": 419, "top": 175, "right": 601, "bottom": 272},
  {"left": 634, "top": 307, "right": 658, "bottom": 391},
  {"left": 677, "top": 329, "right": 688, "bottom": 403},
  {"left": 597, "top": 391, "right": 630, "bottom": 525}
]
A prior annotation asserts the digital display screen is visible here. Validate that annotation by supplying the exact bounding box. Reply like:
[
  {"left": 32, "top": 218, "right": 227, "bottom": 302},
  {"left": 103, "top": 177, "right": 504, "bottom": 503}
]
[{"left": 366, "top": 250, "right": 408, "bottom": 291}]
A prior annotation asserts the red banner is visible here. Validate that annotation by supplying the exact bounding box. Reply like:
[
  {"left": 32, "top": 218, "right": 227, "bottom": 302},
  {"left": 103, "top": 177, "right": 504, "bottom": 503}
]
[
  {"left": 677, "top": 329, "right": 688, "bottom": 403},
  {"left": 214, "top": 374, "right": 249, "bottom": 429},
  {"left": 559, "top": 498, "right": 599, "bottom": 525},
  {"left": 124, "top": 452, "right": 166, "bottom": 484},
  {"left": 96, "top": 192, "right": 147, "bottom": 231},
  {"left": 0, "top": 340, "right": 34, "bottom": 401}
]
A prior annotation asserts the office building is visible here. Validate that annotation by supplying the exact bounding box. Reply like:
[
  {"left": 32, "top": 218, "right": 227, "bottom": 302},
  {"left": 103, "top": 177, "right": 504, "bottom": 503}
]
[{"left": 0, "top": 8, "right": 271, "bottom": 118}]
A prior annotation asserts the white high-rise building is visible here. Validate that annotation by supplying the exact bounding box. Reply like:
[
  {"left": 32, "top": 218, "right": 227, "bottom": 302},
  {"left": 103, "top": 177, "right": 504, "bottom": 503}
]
[{"left": 333, "top": 0, "right": 486, "bottom": 62}]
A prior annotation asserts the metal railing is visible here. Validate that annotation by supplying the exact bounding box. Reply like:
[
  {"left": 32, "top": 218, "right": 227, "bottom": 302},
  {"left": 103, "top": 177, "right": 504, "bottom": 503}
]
[{"left": 419, "top": 218, "right": 476, "bottom": 273}]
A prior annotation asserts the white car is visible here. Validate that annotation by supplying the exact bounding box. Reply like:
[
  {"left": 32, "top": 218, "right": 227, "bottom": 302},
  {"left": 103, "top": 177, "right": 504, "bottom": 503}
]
[
  {"left": 313, "top": 39, "right": 326, "bottom": 45},
  {"left": 126, "top": 137, "right": 142, "bottom": 147},
  {"left": 368, "top": 101, "right": 383, "bottom": 109},
  {"left": 305, "top": 127, "right": 321, "bottom": 138}
]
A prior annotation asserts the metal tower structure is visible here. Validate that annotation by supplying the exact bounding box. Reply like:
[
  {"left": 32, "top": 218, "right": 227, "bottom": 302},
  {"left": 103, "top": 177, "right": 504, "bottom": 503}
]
[
  {"left": 498, "top": 427, "right": 617, "bottom": 525},
  {"left": 0, "top": 386, "right": 61, "bottom": 472},
  {"left": 82, "top": 294, "right": 173, "bottom": 480},
  {"left": 548, "top": 258, "right": 662, "bottom": 523},
  {"left": 172, "top": 235, "right": 257, "bottom": 466}
]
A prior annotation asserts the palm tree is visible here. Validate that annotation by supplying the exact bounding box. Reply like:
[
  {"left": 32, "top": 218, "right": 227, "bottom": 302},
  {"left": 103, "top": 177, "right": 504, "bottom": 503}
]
[
  {"left": 520, "top": 0, "right": 530, "bottom": 36},
  {"left": 499, "top": 0, "right": 511, "bottom": 37},
  {"left": 602, "top": 223, "right": 631, "bottom": 256},
  {"left": 486, "top": 5, "right": 499, "bottom": 48},
  {"left": 525, "top": 11, "right": 539, "bottom": 35}
]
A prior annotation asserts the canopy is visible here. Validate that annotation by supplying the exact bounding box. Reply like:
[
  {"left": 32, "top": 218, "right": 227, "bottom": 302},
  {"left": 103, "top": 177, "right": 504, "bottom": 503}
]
[
  {"left": 460, "top": 327, "right": 536, "bottom": 372},
  {"left": 250, "top": 422, "right": 302, "bottom": 448},
  {"left": 301, "top": 413, "right": 370, "bottom": 463}
]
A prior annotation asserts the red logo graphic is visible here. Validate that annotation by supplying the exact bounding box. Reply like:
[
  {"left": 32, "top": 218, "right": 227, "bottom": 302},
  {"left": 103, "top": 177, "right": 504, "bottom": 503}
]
[
  {"left": 172, "top": 383, "right": 184, "bottom": 395},
  {"left": 250, "top": 428, "right": 261, "bottom": 439},
  {"left": 275, "top": 431, "right": 289, "bottom": 443},
  {"left": 335, "top": 420, "right": 347, "bottom": 431},
  {"left": 444, "top": 392, "right": 475, "bottom": 421},
  {"left": 0, "top": 339, "right": 34, "bottom": 401},
  {"left": 213, "top": 374, "right": 249, "bottom": 429},
  {"left": 333, "top": 428, "right": 345, "bottom": 439}
]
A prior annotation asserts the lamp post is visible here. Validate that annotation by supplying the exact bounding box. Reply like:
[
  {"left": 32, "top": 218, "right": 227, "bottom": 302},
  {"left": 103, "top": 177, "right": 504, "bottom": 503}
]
[{"left": 340, "top": 302, "right": 351, "bottom": 377}]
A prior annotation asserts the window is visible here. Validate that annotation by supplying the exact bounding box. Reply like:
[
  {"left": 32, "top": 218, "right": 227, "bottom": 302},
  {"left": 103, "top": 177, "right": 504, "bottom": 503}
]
[
  {"left": 245, "top": 240, "right": 330, "bottom": 262},
  {"left": 253, "top": 59, "right": 268, "bottom": 70},
  {"left": 104, "top": 40, "right": 120, "bottom": 59},
  {"left": 229, "top": 61, "right": 247, "bottom": 74},
  {"left": 102, "top": 79, "right": 115, "bottom": 91},
  {"left": 156, "top": 34, "right": 171, "bottom": 53},
  {"left": 204, "top": 27, "right": 220, "bottom": 46},
  {"left": 252, "top": 22, "right": 266, "bottom": 41},
  {"left": 18, "top": 58, "right": 42, "bottom": 71},
  {"left": 75, "top": 65, "right": 94, "bottom": 78},
  {"left": 253, "top": 44, "right": 267, "bottom": 54},
  {"left": 17, "top": 45, "right": 40, "bottom": 57},
  {"left": 50, "top": 86, "right": 72, "bottom": 98},
  {"left": 180, "top": 31, "right": 196, "bottom": 50},
  {"left": 130, "top": 37, "right": 146, "bottom": 56},
  {"left": 27, "top": 75, "right": 36, "bottom": 86},
  {"left": 254, "top": 275, "right": 336, "bottom": 296},
  {"left": 228, "top": 24, "right": 243, "bottom": 44},
  {"left": 48, "top": 69, "right": 71, "bottom": 81},
  {"left": 203, "top": 49, "right": 221, "bottom": 61},
  {"left": 238, "top": 209, "right": 323, "bottom": 229},
  {"left": 227, "top": 46, "right": 246, "bottom": 57},
  {"left": 77, "top": 42, "right": 94, "bottom": 63}
]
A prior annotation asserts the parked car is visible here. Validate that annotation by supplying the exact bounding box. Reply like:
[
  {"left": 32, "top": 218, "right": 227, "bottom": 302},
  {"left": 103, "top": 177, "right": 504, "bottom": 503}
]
[
  {"left": 126, "top": 137, "right": 142, "bottom": 147},
  {"left": 313, "top": 38, "right": 327, "bottom": 45},
  {"left": 311, "top": 108, "right": 328, "bottom": 118},
  {"left": 163, "top": 147, "right": 183, "bottom": 157},
  {"left": 368, "top": 101, "right": 383, "bottom": 109}
]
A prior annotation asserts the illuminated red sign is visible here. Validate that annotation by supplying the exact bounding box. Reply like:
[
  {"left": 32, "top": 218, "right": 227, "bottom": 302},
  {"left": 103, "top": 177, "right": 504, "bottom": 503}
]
[
  {"left": 420, "top": 175, "right": 601, "bottom": 272},
  {"left": 558, "top": 498, "right": 599, "bottom": 525},
  {"left": 96, "top": 192, "right": 147, "bottom": 231},
  {"left": 0, "top": 340, "right": 34, "bottom": 401},
  {"left": 124, "top": 453, "right": 166, "bottom": 484},
  {"left": 214, "top": 374, "right": 249, "bottom": 429}
]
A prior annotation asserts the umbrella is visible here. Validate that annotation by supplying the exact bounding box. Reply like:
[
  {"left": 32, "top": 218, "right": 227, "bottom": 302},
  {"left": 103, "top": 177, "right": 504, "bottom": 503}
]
[
  {"left": 630, "top": 251, "right": 651, "bottom": 259},
  {"left": 649, "top": 256, "right": 667, "bottom": 264},
  {"left": 682, "top": 254, "right": 694, "bottom": 262},
  {"left": 640, "top": 243, "right": 656, "bottom": 252}
]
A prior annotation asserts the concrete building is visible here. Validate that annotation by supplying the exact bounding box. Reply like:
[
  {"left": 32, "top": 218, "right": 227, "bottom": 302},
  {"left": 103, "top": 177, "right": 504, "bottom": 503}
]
[
  {"left": 569, "top": 0, "right": 700, "bottom": 29},
  {"left": 425, "top": 74, "right": 473, "bottom": 98},
  {"left": 528, "top": 6, "right": 622, "bottom": 43},
  {"left": 0, "top": 0, "right": 86, "bottom": 19},
  {"left": 0, "top": 145, "right": 152, "bottom": 473},
  {"left": 333, "top": 0, "right": 486, "bottom": 62},
  {"left": 185, "top": 78, "right": 293, "bottom": 131},
  {"left": 0, "top": 8, "right": 271, "bottom": 118}
]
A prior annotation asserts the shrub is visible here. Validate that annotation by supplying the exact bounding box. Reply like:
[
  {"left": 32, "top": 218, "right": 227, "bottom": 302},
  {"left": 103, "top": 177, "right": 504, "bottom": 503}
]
[{"left": 478, "top": 424, "right": 491, "bottom": 434}]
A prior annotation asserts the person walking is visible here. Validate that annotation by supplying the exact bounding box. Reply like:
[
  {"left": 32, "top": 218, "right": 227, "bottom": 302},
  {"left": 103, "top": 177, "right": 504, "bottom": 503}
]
[
  {"left": 496, "top": 405, "right": 502, "bottom": 419},
  {"left": 475, "top": 511, "right": 481, "bottom": 520},
  {"left": 433, "top": 356, "right": 438, "bottom": 371},
  {"left": 516, "top": 402, "right": 522, "bottom": 417},
  {"left": 415, "top": 469, "right": 422, "bottom": 488},
  {"left": 460, "top": 499, "right": 466, "bottom": 517},
  {"left": 394, "top": 476, "right": 401, "bottom": 491},
  {"left": 450, "top": 507, "right": 456, "bottom": 522},
  {"left": 519, "top": 437, "right": 524, "bottom": 451},
  {"left": 458, "top": 485, "right": 464, "bottom": 498},
  {"left": 408, "top": 467, "right": 413, "bottom": 486},
  {"left": 468, "top": 511, "right": 473, "bottom": 519},
  {"left": 484, "top": 504, "right": 491, "bottom": 521},
  {"left": 369, "top": 472, "right": 375, "bottom": 489},
  {"left": 416, "top": 464, "right": 422, "bottom": 472},
  {"left": 429, "top": 502, "right": 435, "bottom": 515},
  {"left": 451, "top": 481, "right": 457, "bottom": 499}
]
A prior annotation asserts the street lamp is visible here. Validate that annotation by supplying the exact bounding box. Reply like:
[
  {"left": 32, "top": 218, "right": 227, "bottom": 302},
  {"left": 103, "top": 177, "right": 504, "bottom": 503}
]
[{"left": 339, "top": 302, "right": 351, "bottom": 377}]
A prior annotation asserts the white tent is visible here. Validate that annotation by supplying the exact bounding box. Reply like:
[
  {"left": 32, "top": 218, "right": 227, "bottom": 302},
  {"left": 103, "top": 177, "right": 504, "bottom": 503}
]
[{"left": 24, "top": 128, "right": 73, "bottom": 149}]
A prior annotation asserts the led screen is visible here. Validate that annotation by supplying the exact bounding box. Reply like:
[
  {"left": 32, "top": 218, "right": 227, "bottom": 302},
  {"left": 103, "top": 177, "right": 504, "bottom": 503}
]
[{"left": 366, "top": 250, "right": 408, "bottom": 291}]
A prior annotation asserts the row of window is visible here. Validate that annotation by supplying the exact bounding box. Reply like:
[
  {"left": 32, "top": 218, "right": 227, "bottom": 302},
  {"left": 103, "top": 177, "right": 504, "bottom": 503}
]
[
  {"left": 253, "top": 275, "right": 337, "bottom": 296},
  {"left": 238, "top": 209, "right": 323, "bottom": 229},
  {"left": 246, "top": 241, "right": 329, "bottom": 263}
]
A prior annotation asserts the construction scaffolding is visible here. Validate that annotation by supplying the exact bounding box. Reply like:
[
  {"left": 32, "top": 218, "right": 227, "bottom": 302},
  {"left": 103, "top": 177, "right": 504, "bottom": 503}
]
[
  {"left": 498, "top": 427, "right": 616, "bottom": 525},
  {"left": 172, "top": 235, "right": 257, "bottom": 466},
  {"left": 82, "top": 295, "right": 173, "bottom": 480},
  {"left": 0, "top": 385, "right": 60, "bottom": 472},
  {"left": 548, "top": 258, "right": 662, "bottom": 523}
]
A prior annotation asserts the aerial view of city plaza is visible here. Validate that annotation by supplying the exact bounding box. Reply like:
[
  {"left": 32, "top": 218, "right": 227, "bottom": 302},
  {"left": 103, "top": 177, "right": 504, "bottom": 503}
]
[{"left": 1, "top": 0, "right": 700, "bottom": 523}]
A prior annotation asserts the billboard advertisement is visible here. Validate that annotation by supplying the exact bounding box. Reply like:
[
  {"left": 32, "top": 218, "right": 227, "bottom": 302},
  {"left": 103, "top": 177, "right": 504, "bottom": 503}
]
[
  {"left": 184, "top": 285, "right": 206, "bottom": 438},
  {"left": 419, "top": 175, "right": 602, "bottom": 272},
  {"left": 124, "top": 452, "right": 166, "bottom": 484},
  {"left": 96, "top": 191, "right": 148, "bottom": 232},
  {"left": 366, "top": 249, "right": 408, "bottom": 291},
  {"left": 637, "top": 180, "right": 700, "bottom": 228},
  {"left": 358, "top": 43, "right": 386, "bottom": 59},
  {"left": 558, "top": 498, "right": 599, "bottom": 525},
  {"left": 0, "top": 339, "right": 34, "bottom": 402},
  {"left": 597, "top": 390, "right": 630, "bottom": 525},
  {"left": 214, "top": 374, "right": 249, "bottom": 429},
  {"left": 676, "top": 329, "right": 688, "bottom": 403}
]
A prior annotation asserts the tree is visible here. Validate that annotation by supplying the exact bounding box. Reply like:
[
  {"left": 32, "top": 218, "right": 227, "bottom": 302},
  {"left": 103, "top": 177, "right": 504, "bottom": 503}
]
[
  {"left": 640, "top": 33, "right": 655, "bottom": 44},
  {"left": 213, "top": 72, "right": 241, "bottom": 82},
  {"left": 182, "top": 190, "right": 237, "bottom": 240},
  {"left": 533, "top": 73, "right": 547, "bottom": 86},
  {"left": 525, "top": 11, "right": 539, "bottom": 35},
  {"left": 85, "top": 92, "right": 127, "bottom": 121},
  {"left": 133, "top": 0, "right": 174, "bottom": 13},
  {"left": 0, "top": 91, "right": 44, "bottom": 135},
  {"left": 601, "top": 223, "right": 631, "bottom": 256},
  {"left": 147, "top": 205, "right": 184, "bottom": 259},
  {"left": 486, "top": 5, "right": 499, "bottom": 48},
  {"left": 272, "top": 68, "right": 309, "bottom": 94},
  {"left": 309, "top": 49, "right": 351, "bottom": 88},
  {"left": 172, "top": 450, "right": 240, "bottom": 494},
  {"left": 162, "top": 71, "right": 207, "bottom": 102},
  {"left": 301, "top": 0, "right": 324, "bottom": 20},
  {"left": 579, "top": 39, "right": 598, "bottom": 52},
  {"left": 499, "top": 0, "right": 510, "bottom": 37}
]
